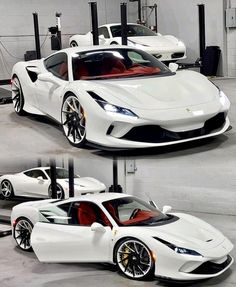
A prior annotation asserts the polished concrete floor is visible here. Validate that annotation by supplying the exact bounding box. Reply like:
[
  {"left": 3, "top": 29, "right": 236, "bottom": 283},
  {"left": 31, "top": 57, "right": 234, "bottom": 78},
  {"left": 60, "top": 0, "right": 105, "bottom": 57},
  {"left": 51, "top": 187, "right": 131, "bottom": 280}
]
[{"left": 0, "top": 212, "right": 235, "bottom": 287}]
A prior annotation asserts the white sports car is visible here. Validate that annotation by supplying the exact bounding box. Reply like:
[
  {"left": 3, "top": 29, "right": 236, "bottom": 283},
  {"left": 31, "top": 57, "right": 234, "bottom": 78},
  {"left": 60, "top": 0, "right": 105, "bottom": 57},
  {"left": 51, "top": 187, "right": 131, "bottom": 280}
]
[
  {"left": 0, "top": 167, "right": 106, "bottom": 199},
  {"left": 11, "top": 193, "right": 233, "bottom": 281},
  {"left": 69, "top": 23, "right": 186, "bottom": 62},
  {"left": 11, "top": 46, "right": 230, "bottom": 149}
]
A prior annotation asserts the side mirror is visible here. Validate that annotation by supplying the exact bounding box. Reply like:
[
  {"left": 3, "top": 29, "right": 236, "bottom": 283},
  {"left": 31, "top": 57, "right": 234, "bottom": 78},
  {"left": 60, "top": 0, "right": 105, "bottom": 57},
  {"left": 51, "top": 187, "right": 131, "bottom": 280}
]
[
  {"left": 99, "top": 34, "right": 105, "bottom": 39},
  {"left": 37, "top": 176, "right": 44, "bottom": 181},
  {"left": 162, "top": 205, "right": 172, "bottom": 214},
  {"left": 38, "top": 72, "right": 60, "bottom": 85},
  {"left": 169, "top": 63, "right": 179, "bottom": 73},
  {"left": 91, "top": 222, "right": 106, "bottom": 233}
]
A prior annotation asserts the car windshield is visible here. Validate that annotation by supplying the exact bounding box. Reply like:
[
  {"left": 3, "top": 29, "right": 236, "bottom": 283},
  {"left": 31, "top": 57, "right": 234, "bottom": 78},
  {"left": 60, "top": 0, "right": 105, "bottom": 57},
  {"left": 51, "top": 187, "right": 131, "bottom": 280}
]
[
  {"left": 45, "top": 168, "right": 79, "bottom": 179},
  {"left": 103, "top": 197, "right": 169, "bottom": 226},
  {"left": 110, "top": 24, "right": 156, "bottom": 37},
  {"left": 72, "top": 48, "right": 171, "bottom": 80}
]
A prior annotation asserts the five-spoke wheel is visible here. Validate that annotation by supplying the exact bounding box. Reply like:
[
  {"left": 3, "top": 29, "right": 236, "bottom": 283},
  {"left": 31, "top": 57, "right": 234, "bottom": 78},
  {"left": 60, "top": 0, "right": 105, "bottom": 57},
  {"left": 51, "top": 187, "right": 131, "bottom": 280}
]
[
  {"left": 1, "top": 179, "right": 14, "bottom": 199},
  {"left": 14, "top": 218, "right": 33, "bottom": 251},
  {"left": 116, "top": 239, "right": 154, "bottom": 280},
  {"left": 61, "top": 94, "right": 86, "bottom": 147},
  {"left": 12, "top": 76, "right": 25, "bottom": 115},
  {"left": 48, "top": 184, "right": 65, "bottom": 199}
]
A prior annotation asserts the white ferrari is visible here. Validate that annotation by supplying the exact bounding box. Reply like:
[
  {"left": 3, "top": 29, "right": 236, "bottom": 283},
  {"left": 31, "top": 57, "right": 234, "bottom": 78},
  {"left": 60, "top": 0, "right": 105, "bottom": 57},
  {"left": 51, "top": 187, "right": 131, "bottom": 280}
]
[
  {"left": 0, "top": 167, "right": 106, "bottom": 199},
  {"left": 69, "top": 23, "right": 186, "bottom": 62},
  {"left": 11, "top": 193, "right": 233, "bottom": 281},
  {"left": 11, "top": 46, "right": 230, "bottom": 149}
]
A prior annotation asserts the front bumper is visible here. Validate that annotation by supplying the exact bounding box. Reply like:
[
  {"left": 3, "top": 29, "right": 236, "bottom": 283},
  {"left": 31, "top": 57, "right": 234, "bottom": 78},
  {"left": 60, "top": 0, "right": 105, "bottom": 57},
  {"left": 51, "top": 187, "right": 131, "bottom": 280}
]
[
  {"left": 152, "top": 237, "right": 234, "bottom": 281},
  {"left": 141, "top": 46, "right": 186, "bottom": 61}
]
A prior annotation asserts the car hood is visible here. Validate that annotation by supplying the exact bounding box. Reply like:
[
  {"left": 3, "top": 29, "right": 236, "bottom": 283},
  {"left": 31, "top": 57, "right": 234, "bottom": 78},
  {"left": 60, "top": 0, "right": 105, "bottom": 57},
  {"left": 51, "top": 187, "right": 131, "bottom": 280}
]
[
  {"left": 142, "top": 213, "right": 225, "bottom": 251},
  {"left": 128, "top": 35, "right": 177, "bottom": 48},
  {"left": 91, "top": 71, "right": 220, "bottom": 110},
  {"left": 57, "top": 177, "right": 105, "bottom": 190}
]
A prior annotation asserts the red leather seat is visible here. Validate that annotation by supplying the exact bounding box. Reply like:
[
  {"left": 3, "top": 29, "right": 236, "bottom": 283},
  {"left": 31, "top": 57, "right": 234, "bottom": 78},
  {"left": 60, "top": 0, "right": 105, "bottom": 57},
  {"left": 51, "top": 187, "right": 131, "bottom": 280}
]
[
  {"left": 59, "top": 62, "right": 68, "bottom": 80},
  {"left": 78, "top": 203, "right": 97, "bottom": 226}
]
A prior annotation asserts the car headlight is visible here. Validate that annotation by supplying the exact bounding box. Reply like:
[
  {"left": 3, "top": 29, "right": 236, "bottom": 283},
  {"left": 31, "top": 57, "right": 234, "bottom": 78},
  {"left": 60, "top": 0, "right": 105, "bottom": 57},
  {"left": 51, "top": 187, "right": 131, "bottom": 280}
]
[
  {"left": 153, "top": 237, "right": 202, "bottom": 256},
  {"left": 174, "top": 247, "right": 202, "bottom": 256},
  {"left": 128, "top": 39, "right": 149, "bottom": 48},
  {"left": 87, "top": 91, "right": 138, "bottom": 118},
  {"left": 98, "top": 101, "right": 138, "bottom": 117}
]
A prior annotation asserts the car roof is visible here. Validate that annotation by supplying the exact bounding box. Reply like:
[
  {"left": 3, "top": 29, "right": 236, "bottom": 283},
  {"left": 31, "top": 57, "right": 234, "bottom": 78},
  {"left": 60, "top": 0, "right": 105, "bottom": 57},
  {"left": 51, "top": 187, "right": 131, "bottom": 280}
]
[
  {"left": 61, "top": 192, "right": 131, "bottom": 205},
  {"left": 23, "top": 167, "right": 66, "bottom": 173},
  {"left": 58, "top": 45, "right": 136, "bottom": 55},
  {"left": 101, "top": 23, "right": 142, "bottom": 28}
]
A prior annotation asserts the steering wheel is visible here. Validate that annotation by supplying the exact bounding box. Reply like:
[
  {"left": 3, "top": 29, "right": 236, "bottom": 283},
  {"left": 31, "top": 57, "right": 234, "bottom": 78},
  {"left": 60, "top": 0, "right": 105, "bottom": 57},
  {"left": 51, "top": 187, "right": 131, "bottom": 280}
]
[{"left": 129, "top": 208, "right": 141, "bottom": 220}]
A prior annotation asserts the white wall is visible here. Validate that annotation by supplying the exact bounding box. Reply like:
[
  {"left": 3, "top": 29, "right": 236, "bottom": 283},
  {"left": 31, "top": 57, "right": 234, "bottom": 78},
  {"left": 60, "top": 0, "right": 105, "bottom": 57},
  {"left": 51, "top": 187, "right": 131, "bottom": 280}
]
[
  {"left": 147, "top": 0, "right": 227, "bottom": 76},
  {"left": 0, "top": 0, "right": 137, "bottom": 80},
  {"left": 227, "top": 0, "right": 236, "bottom": 76}
]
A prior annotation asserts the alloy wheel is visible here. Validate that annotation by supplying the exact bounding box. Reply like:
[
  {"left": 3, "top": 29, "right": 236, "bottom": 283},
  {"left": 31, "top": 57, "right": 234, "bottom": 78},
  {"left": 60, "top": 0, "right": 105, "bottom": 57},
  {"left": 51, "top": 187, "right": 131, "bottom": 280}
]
[
  {"left": 48, "top": 184, "right": 64, "bottom": 199},
  {"left": 14, "top": 218, "right": 33, "bottom": 251},
  {"left": 61, "top": 95, "right": 86, "bottom": 147},
  {"left": 12, "top": 76, "right": 25, "bottom": 115},
  {"left": 1, "top": 180, "right": 14, "bottom": 199},
  {"left": 116, "top": 239, "right": 154, "bottom": 280}
]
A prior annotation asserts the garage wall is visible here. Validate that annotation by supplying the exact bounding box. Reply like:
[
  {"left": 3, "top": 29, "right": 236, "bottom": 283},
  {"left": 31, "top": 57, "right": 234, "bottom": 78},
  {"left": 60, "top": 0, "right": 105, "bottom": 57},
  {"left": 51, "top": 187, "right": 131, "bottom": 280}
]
[
  {"left": 125, "top": 158, "right": 236, "bottom": 216},
  {"left": 0, "top": 0, "right": 137, "bottom": 80},
  {"left": 147, "top": 0, "right": 227, "bottom": 76},
  {"left": 227, "top": 0, "right": 236, "bottom": 76}
]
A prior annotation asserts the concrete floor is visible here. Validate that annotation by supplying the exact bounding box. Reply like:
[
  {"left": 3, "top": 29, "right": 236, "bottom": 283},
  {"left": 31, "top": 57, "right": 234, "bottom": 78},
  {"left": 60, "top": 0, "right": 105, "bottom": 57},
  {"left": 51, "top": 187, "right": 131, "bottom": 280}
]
[{"left": 0, "top": 212, "right": 235, "bottom": 287}]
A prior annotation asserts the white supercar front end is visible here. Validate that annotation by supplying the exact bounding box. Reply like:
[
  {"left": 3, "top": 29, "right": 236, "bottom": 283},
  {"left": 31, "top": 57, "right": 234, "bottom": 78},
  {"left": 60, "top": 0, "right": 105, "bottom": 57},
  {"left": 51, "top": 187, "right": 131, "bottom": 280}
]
[
  {"left": 11, "top": 193, "right": 233, "bottom": 282},
  {"left": 11, "top": 46, "right": 230, "bottom": 149}
]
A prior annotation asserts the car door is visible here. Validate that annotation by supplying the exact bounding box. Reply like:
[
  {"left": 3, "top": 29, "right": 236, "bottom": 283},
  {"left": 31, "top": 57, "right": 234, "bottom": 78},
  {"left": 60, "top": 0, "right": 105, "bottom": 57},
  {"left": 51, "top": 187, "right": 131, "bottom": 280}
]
[
  {"left": 31, "top": 201, "right": 113, "bottom": 263},
  {"left": 35, "top": 52, "right": 69, "bottom": 121},
  {"left": 20, "top": 169, "right": 49, "bottom": 198}
]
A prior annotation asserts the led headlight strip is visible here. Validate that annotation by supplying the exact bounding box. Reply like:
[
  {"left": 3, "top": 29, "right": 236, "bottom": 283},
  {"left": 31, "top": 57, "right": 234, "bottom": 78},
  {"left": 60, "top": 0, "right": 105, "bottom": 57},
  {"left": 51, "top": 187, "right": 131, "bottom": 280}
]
[
  {"left": 153, "top": 237, "right": 202, "bottom": 256},
  {"left": 87, "top": 91, "right": 138, "bottom": 118}
]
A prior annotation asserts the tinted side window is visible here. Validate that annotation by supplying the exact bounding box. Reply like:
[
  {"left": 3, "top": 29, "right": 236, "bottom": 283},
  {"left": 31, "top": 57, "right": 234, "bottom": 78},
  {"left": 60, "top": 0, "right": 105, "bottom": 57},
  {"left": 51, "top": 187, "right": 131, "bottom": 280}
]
[
  {"left": 24, "top": 171, "right": 33, "bottom": 177},
  {"left": 31, "top": 170, "right": 47, "bottom": 179},
  {"left": 39, "top": 201, "right": 112, "bottom": 227},
  {"left": 44, "top": 53, "right": 68, "bottom": 80}
]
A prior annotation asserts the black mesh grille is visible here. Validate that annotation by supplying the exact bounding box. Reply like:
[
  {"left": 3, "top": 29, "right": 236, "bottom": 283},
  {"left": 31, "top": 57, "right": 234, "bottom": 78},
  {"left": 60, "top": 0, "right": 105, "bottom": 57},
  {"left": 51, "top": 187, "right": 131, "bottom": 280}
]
[
  {"left": 121, "top": 113, "right": 226, "bottom": 143},
  {"left": 190, "top": 255, "right": 232, "bottom": 275}
]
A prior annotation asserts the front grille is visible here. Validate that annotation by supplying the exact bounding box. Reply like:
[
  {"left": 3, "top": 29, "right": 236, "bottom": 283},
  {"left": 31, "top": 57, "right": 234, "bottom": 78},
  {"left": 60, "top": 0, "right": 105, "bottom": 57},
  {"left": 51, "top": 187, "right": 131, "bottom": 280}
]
[
  {"left": 121, "top": 113, "right": 226, "bottom": 143},
  {"left": 190, "top": 255, "right": 232, "bottom": 275},
  {"left": 171, "top": 52, "right": 185, "bottom": 59}
]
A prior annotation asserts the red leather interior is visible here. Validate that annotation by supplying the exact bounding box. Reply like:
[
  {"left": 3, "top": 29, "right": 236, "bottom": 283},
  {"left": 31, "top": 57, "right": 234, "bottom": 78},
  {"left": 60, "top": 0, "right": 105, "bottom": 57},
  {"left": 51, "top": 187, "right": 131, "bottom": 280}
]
[{"left": 78, "top": 203, "right": 97, "bottom": 226}]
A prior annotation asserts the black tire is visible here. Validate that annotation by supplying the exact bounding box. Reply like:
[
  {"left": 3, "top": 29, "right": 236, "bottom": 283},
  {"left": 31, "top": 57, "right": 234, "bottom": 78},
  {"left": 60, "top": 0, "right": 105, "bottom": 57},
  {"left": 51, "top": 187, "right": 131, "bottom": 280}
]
[
  {"left": 110, "top": 41, "right": 118, "bottom": 45},
  {"left": 115, "top": 238, "right": 154, "bottom": 280},
  {"left": 13, "top": 217, "right": 33, "bottom": 252},
  {"left": 70, "top": 41, "right": 78, "bottom": 47},
  {"left": 11, "top": 76, "right": 26, "bottom": 116},
  {"left": 61, "top": 93, "right": 86, "bottom": 148},
  {"left": 48, "top": 183, "right": 65, "bottom": 199},
  {"left": 1, "top": 179, "right": 14, "bottom": 199}
]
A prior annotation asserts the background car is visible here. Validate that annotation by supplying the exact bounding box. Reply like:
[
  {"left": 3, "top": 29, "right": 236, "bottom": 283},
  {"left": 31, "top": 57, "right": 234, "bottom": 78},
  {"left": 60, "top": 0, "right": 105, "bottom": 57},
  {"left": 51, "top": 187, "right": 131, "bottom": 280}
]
[
  {"left": 11, "top": 46, "right": 230, "bottom": 149},
  {"left": 69, "top": 23, "right": 187, "bottom": 62},
  {"left": 0, "top": 167, "right": 106, "bottom": 199},
  {"left": 11, "top": 193, "right": 233, "bottom": 281}
]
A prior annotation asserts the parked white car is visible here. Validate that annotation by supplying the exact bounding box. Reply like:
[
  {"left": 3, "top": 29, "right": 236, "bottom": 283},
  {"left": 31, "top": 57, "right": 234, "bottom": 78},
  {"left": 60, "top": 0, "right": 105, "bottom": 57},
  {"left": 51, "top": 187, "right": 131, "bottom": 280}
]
[
  {"left": 0, "top": 167, "right": 106, "bottom": 199},
  {"left": 11, "top": 193, "right": 234, "bottom": 281},
  {"left": 69, "top": 23, "right": 187, "bottom": 62},
  {"left": 11, "top": 46, "right": 230, "bottom": 149}
]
